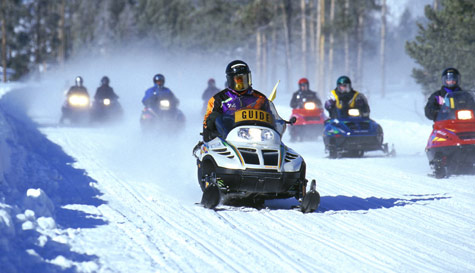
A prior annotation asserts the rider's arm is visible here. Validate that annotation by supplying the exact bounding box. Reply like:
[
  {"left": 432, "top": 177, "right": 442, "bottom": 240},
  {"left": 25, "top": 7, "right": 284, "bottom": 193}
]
[
  {"left": 424, "top": 92, "right": 440, "bottom": 121},
  {"left": 290, "top": 93, "right": 298, "bottom": 108}
]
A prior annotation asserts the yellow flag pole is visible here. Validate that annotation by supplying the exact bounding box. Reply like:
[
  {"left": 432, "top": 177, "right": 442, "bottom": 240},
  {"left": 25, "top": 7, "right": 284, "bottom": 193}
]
[{"left": 269, "top": 80, "right": 280, "bottom": 102}]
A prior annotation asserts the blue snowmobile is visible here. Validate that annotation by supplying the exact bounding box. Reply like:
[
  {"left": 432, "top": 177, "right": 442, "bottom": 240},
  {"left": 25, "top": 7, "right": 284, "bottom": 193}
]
[{"left": 323, "top": 108, "right": 394, "bottom": 158}]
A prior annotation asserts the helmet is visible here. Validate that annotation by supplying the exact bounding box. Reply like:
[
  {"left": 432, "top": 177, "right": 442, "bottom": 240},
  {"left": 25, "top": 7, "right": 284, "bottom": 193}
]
[
  {"left": 298, "top": 78, "right": 309, "bottom": 85},
  {"left": 441, "top": 68, "right": 460, "bottom": 88},
  {"left": 298, "top": 78, "right": 309, "bottom": 90},
  {"left": 336, "top": 76, "right": 351, "bottom": 93},
  {"left": 153, "top": 74, "right": 165, "bottom": 87},
  {"left": 75, "top": 76, "right": 83, "bottom": 87},
  {"left": 208, "top": 78, "right": 216, "bottom": 86},
  {"left": 101, "top": 76, "right": 110, "bottom": 86},
  {"left": 225, "top": 60, "right": 252, "bottom": 92}
]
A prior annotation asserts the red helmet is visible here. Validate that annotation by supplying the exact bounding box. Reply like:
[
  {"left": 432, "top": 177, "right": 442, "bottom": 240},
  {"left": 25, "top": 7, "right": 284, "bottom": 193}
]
[{"left": 298, "top": 78, "right": 309, "bottom": 85}]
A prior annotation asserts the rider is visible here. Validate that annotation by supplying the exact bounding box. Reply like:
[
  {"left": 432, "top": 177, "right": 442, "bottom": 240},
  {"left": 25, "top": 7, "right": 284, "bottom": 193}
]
[
  {"left": 202, "top": 78, "right": 220, "bottom": 103},
  {"left": 290, "top": 78, "right": 322, "bottom": 109},
  {"left": 94, "top": 76, "right": 119, "bottom": 102},
  {"left": 142, "top": 74, "right": 179, "bottom": 110},
  {"left": 424, "top": 68, "right": 463, "bottom": 121},
  {"left": 66, "top": 76, "right": 89, "bottom": 97},
  {"left": 203, "top": 60, "right": 271, "bottom": 141},
  {"left": 60, "top": 76, "right": 90, "bottom": 123},
  {"left": 324, "top": 76, "right": 370, "bottom": 119}
]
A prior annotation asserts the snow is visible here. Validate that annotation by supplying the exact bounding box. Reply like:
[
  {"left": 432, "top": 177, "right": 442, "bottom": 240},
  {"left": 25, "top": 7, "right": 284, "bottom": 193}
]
[{"left": 1, "top": 77, "right": 475, "bottom": 273}]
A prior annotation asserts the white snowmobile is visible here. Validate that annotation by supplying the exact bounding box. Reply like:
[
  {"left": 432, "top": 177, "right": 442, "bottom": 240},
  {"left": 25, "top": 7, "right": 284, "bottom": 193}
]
[{"left": 193, "top": 95, "right": 320, "bottom": 213}]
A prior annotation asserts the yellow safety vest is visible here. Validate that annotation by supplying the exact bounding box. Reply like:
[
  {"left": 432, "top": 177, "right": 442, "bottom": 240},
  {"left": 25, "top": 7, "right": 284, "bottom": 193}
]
[{"left": 331, "top": 89, "right": 359, "bottom": 109}]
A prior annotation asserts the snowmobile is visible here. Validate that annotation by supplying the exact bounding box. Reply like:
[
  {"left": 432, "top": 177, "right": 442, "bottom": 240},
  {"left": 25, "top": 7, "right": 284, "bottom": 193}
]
[
  {"left": 140, "top": 93, "right": 185, "bottom": 133},
  {"left": 90, "top": 97, "right": 123, "bottom": 124},
  {"left": 323, "top": 107, "right": 393, "bottom": 158},
  {"left": 426, "top": 90, "right": 475, "bottom": 178},
  {"left": 289, "top": 98, "right": 326, "bottom": 142},
  {"left": 192, "top": 96, "right": 320, "bottom": 213},
  {"left": 60, "top": 91, "right": 91, "bottom": 125}
]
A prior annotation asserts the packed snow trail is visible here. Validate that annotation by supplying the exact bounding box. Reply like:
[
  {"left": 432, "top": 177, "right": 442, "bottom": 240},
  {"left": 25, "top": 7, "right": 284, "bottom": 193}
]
[
  {"left": 34, "top": 91, "right": 475, "bottom": 272},
  {"left": 1, "top": 83, "right": 473, "bottom": 272}
]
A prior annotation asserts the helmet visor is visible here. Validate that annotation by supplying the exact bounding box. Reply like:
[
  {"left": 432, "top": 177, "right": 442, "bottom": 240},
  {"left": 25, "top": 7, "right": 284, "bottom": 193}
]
[
  {"left": 233, "top": 74, "right": 249, "bottom": 91},
  {"left": 443, "top": 72, "right": 459, "bottom": 87},
  {"left": 338, "top": 83, "right": 351, "bottom": 93}
]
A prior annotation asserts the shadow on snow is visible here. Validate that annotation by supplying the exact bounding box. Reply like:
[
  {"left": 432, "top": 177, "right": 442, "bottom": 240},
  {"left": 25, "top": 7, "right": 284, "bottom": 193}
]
[
  {"left": 0, "top": 88, "right": 107, "bottom": 272},
  {"left": 264, "top": 194, "right": 450, "bottom": 213}
]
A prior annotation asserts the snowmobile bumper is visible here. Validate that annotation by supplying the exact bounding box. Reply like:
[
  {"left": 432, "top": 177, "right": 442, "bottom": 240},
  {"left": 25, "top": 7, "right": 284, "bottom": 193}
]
[
  {"left": 214, "top": 166, "right": 302, "bottom": 197},
  {"left": 290, "top": 124, "right": 324, "bottom": 140},
  {"left": 426, "top": 144, "right": 475, "bottom": 166},
  {"left": 324, "top": 135, "right": 383, "bottom": 152}
]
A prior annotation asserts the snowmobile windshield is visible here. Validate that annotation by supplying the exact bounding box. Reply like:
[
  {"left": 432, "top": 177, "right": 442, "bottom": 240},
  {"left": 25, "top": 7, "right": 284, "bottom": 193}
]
[
  {"left": 215, "top": 101, "right": 286, "bottom": 139},
  {"left": 436, "top": 91, "right": 475, "bottom": 121}
]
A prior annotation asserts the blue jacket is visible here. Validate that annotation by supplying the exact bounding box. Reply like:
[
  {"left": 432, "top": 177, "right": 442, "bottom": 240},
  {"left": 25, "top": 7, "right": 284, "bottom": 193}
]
[{"left": 142, "top": 84, "right": 179, "bottom": 108}]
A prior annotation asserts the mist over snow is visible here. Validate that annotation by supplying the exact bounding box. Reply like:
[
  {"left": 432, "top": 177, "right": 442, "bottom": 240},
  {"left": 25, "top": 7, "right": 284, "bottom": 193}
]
[{"left": 1, "top": 15, "right": 475, "bottom": 273}]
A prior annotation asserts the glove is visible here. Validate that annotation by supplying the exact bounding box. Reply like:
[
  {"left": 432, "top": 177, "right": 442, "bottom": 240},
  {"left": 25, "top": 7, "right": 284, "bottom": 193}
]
[
  {"left": 206, "top": 112, "right": 221, "bottom": 131},
  {"left": 324, "top": 99, "right": 335, "bottom": 110},
  {"left": 435, "top": 96, "right": 445, "bottom": 105}
]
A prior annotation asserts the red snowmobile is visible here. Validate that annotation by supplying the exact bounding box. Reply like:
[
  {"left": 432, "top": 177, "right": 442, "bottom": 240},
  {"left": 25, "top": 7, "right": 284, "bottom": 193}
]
[
  {"left": 289, "top": 99, "right": 326, "bottom": 141},
  {"left": 426, "top": 91, "right": 475, "bottom": 178}
]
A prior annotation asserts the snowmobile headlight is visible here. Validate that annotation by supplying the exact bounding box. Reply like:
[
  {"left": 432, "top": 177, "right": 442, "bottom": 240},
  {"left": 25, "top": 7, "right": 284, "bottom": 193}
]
[
  {"left": 103, "top": 98, "right": 111, "bottom": 106},
  {"left": 457, "top": 110, "right": 474, "bottom": 120},
  {"left": 304, "top": 102, "right": 317, "bottom": 110},
  {"left": 237, "top": 128, "right": 274, "bottom": 141},
  {"left": 159, "top": 100, "right": 170, "bottom": 110},
  {"left": 68, "top": 95, "right": 89, "bottom": 107},
  {"left": 348, "top": 108, "right": 360, "bottom": 117}
]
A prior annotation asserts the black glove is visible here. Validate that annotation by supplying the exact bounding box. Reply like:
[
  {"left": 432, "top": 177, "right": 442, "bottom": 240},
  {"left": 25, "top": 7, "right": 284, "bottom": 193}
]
[{"left": 206, "top": 112, "right": 221, "bottom": 131}]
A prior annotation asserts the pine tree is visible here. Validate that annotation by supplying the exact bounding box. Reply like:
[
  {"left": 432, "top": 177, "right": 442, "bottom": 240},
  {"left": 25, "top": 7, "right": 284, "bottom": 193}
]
[{"left": 406, "top": 0, "right": 475, "bottom": 95}]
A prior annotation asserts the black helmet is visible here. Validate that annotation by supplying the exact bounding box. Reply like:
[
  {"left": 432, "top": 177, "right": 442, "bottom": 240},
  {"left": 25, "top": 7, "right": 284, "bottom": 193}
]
[
  {"left": 75, "top": 76, "right": 83, "bottom": 87},
  {"left": 336, "top": 76, "right": 351, "bottom": 93},
  {"left": 208, "top": 78, "right": 216, "bottom": 86},
  {"left": 225, "top": 60, "right": 252, "bottom": 92},
  {"left": 153, "top": 74, "right": 165, "bottom": 87},
  {"left": 441, "top": 68, "right": 460, "bottom": 88},
  {"left": 101, "top": 76, "right": 110, "bottom": 86}
]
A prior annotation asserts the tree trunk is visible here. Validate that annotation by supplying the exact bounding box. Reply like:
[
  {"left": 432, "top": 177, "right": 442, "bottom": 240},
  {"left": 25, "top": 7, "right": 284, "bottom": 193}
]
[
  {"left": 344, "top": 0, "right": 350, "bottom": 76},
  {"left": 1, "top": 1, "right": 7, "bottom": 83},
  {"left": 36, "top": 1, "right": 42, "bottom": 71},
  {"left": 262, "top": 32, "right": 268, "bottom": 91},
  {"left": 300, "top": 0, "right": 307, "bottom": 76},
  {"left": 328, "top": 0, "right": 335, "bottom": 92},
  {"left": 309, "top": 0, "right": 315, "bottom": 70},
  {"left": 356, "top": 11, "right": 364, "bottom": 88},
  {"left": 434, "top": 0, "right": 439, "bottom": 10},
  {"left": 57, "top": 0, "right": 66, "bottom": 65},
  {"left": 256, "top": 29, "right": 262, "bottom": 87},
  {"left": 316, "top": 0, "right": 325, "bottom": 96},
  {"left": 281, "top": 0, "right": 292, "bottom": 92},
  {"left": 271, "top": 14, "right": 277, "bottom": 87},
  {"left": 380, "top": 0, "right": 387, "bottom": 98}
]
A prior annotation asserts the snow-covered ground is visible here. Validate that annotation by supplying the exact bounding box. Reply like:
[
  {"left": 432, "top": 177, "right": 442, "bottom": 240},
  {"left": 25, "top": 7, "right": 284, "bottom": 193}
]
[{"left": 1, "top": 80, "right": 475, "bottom": 273}]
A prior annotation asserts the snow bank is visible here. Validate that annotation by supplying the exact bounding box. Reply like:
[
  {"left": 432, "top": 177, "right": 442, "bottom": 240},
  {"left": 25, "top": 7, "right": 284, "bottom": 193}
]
[{"left": 0, "top": 85, "right": 104, "bottom": 272}]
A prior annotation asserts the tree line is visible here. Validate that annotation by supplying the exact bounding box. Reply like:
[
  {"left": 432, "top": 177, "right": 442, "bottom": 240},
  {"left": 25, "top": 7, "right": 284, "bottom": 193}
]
[{"left": 2, "top": 0, "right": 473, "bottom": 96}]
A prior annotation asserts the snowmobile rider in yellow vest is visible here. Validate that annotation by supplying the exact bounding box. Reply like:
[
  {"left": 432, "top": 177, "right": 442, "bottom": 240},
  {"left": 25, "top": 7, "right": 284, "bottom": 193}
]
[
  {"left": 202, "top": 60, "right": 270, "bottom": 141},
  {"left": 324, "top": 76, "right": 370, "bottom": 119}
]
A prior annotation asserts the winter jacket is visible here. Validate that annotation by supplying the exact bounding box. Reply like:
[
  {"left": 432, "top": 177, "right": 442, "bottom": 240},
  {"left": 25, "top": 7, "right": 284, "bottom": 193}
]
[
  {"left": 94, "top": 85, "right": 119, "bottom": 101},
  {"left": 202, "top": 86, "right": 220, "bottom": 102},
  {"left": 324, "top": 89, "right": 370, "bottom": 119},
  {"left": 424, "top": 86, "right": 462, "bottom": 121},
  {"left": 142, "top": 84, "right": 179, "bottom": 109},
  {"left": 66, "top": 86, "right": 89, "bottom": 97},
  {"left": 203, "top": 88, "right": 270, "bottom": 141},
  {"left": 290, "top": 90, "right": 322, "bottom": 109}
]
